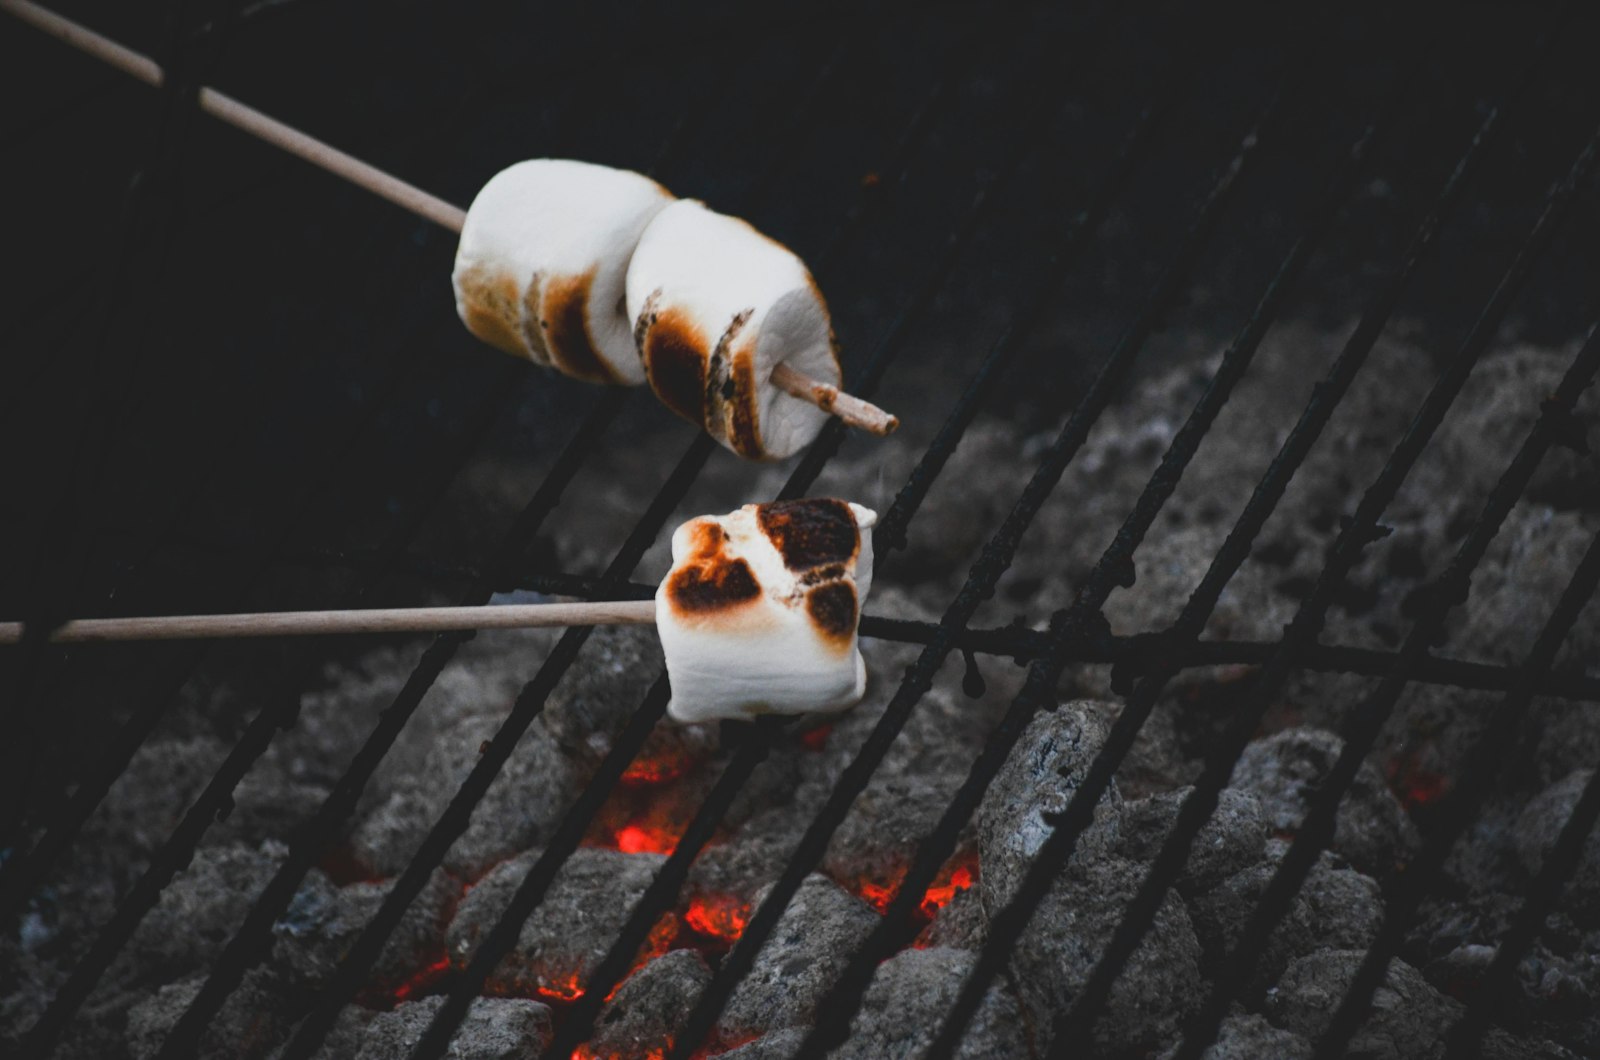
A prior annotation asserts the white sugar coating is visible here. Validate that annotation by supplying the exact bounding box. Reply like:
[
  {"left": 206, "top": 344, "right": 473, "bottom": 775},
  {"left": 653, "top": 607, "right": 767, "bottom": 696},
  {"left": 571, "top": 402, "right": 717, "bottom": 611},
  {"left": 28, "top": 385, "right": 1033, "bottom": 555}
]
[
  {"left": 626, "top": 199, "right": 840, "bottom": 460},
  {"left": 657, "top": 501, "right": 875, "bottom": 723},
  {"left": 453, "top": 159, "right": 672, "bottom": 384}
]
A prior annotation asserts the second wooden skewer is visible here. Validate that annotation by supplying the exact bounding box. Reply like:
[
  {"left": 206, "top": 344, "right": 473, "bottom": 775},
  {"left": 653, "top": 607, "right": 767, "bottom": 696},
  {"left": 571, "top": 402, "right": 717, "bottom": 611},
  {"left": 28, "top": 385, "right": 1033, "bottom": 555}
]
[
  {"left": 0, "top": 600, "right": 661, "bottom": 644},
  {"left": 1, "top": 0, "right": 899, "bottom": 438}
]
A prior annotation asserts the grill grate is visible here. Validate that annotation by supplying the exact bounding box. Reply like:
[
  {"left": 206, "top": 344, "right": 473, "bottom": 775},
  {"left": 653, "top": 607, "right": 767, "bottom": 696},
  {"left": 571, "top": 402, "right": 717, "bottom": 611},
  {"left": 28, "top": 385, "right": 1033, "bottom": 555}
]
[{"left": 6, "top": 2, "right": 1600, "bottom": 1059}]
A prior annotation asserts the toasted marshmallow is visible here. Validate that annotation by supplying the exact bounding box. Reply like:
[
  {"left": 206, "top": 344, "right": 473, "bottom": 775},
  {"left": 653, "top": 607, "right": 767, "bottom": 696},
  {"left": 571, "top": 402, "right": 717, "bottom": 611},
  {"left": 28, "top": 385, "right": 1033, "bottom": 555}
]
[
  {"left": 657, "top": 499, "right": 875, "bottom": 723},
  {"left": 453, "top": 159, "right": 673, "bottom": 384},
  {"left": 626, "top": 200, "right": 841, "bottom": 460}
]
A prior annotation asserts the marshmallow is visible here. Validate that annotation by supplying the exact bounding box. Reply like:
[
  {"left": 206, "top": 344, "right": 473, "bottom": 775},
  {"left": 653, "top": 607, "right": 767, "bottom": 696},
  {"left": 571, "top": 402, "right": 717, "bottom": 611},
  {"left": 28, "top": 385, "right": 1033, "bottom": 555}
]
[
  {"left": 657, "top": 498, "right": 875, "bottom": 723},
  {"left": 453, "top": 159, "right": 673, "bottom": 384},
  {"left": 626, "top": 200, "right": 841, "bottom": 460}
]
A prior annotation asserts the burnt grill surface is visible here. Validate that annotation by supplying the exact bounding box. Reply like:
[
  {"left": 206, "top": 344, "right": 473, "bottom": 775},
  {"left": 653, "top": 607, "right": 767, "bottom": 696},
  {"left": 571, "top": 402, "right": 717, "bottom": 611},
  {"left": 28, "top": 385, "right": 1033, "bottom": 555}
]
[{"left": 4, "top": 1, "right": 1600, "bottom": 1058}]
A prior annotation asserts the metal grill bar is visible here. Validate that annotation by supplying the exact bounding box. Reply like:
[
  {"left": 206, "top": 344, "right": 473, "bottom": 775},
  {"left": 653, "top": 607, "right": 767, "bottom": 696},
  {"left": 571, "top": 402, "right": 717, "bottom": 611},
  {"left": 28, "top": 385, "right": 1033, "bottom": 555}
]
[
  {"left": 801, "top": 54, "right": 1412, "bottom": 1060},
  {"left": 249, "top": 7, "right": 1050, "bottom": 1056},
  {"left": 140, "top": 12, "right": 894, "bottom": 1049},
  {"left": 78, "top": 541, "right": 1595, "bottom": 700},
  {"left": 924, "top": 104, "right": 1600, "bottom": 1060},
  {"left": 1442, "top": 591, "right": 1600, "bottom": 1057},
  {"left": 662, "top": 57, "right": 1291, "bottom": 1060},
  {"left": 537, "top": 52, "right": 1171, "bottom": 1060},
  {"left": 1290, "top": 320, "right": 1600, "bottom": 1059}
]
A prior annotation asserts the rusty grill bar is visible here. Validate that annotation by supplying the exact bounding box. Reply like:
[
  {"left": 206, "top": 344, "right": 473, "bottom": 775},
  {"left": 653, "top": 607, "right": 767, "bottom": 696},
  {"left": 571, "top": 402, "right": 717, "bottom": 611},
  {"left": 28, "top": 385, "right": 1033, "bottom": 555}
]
[{"left": 6, "top": 2, "right": 1600, "bottom": 1059}]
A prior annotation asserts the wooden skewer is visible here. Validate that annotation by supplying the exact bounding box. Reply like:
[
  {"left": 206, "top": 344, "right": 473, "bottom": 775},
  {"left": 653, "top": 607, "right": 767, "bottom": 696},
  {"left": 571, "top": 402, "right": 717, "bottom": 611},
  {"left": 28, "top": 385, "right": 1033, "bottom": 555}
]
[
  {"left": 3, "top": 0, "right": 899, "bottom": 438},
  {"left": 771, "top": 362, "right": 898, "bottom": 436},
  {"left": 0, "top": 600, "right": 659, "bottom": 644}
]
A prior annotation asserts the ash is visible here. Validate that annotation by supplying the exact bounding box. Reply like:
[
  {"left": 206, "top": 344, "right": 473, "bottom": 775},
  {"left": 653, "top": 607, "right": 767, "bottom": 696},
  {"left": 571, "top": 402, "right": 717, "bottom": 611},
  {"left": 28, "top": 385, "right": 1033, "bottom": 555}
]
[{"left": 6, "top": 327, "right": 1600, "bottom": 1059}]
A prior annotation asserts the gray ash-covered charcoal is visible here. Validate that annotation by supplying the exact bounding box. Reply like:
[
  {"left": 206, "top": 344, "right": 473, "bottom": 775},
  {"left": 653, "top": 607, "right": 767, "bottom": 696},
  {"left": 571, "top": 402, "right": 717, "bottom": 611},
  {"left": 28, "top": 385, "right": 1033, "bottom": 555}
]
[
  {"left": 89, "top": 736, "right": 231, "bottom": 862},
  {"left": 124, "top": 841, "right": 287, "bottom": 985},
  {"left": 1297, "top": 856, "right": 1383, "bottom": 951},
  {"left": 832, "top": 946, "right": 1029, "bottom": 1059},
  {"left": 716, "top": 1027, "right": 807, "bottom": 1059},
  {"left": 348, "top": 712, "right": 580, "bottom": 880},
  {"left": 1009, "top": 855, "right": 1203, "bottom": 1056},
  {"left": 1431, "top": 347, "right": 1600, "bottom": 513},
  {"left": 821, "top": 769, "right": 975, "bottom": 914},
  {"left": 1101, "top": 525, "right": 1299, "bottom": 646},
  {"left": 1188, "top": 857, "right": 1316, "bottom": 995},
  {"left": 919, "top": 883, "right": 987, "bottom": 949},
  {"left": 685, "top": 807, "right": 808, "bottom": 912},
  {"left": 1228, "top": 728, "right": 1418, "bottom": 879},
  {"left": 1116, "top": 786, "right": 1267, "bottom": 895},
  {"left": 717, "top": 874, "right": 879, "bottom": 1039},
  {"left": 272, "top": 865, "right": 458, "bottom": 992},
  {"left": 272, "top": 1006, "right": 374, "bottom": 1060},
  {"left": 978, "top": 700, "right": 1124, "bottom": 913},
  {"left": 583, "top": 948, "right": 710, "bottom": 1058},
  {"left": 1265, "top": 950, "right": 1460, "bottom": 1060},
  {"left": 1516, "top": 770, "right": 1600, "bottom": 923},
  {"left": 204, "top": 768, "right": 331, "bottom": 851},
  {"left": 1449, "top": 506, "right": 1600, "bottom": 669},
  {"left": 1187, "top": 843, "right": 1381, "bottom": 996},
  {"left": 541, "top": 625, "right": 715, "bottom": 776},
  {"left": 354, "top": 995, "right": 552, "bottom": 1060},
  {"left": 1158, "top": 1012, "right": 1312, "bottom": 1060},
  {"left": 127, "top": 967, "right": 298, "bottom": 1060},
  {"left": 447, "top": 848, "right": 666, "bottom": 1000}
]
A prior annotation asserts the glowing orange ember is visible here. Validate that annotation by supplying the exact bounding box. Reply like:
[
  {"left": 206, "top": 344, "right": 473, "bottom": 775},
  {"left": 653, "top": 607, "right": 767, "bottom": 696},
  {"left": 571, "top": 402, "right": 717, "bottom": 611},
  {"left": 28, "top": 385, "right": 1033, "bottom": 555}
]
[
  {"left": 919, "top": 861, "right": 975, "bottom": 917},
  {"left": 389, "top": 956, "right": 451, "bottom": 1003},
  {"left": 1387, "top": 753, "right": 1450, "bottom": 809},
  {"left": 848, "top": 850, "right": 979, "bottom": 920},
  {"left": 685, "top": 894, "right": 751, "bottom": 942},
  {"left": 537, "top": 971, "right": 587, "bottom": 1004},
  {"left": 798, "top": 723, "right": 834, "bottom": 751},
  {"left": 616, "top": 822, "right": 678, "bottom": 856},
  {"left": 622, "top": 750, "right": 691, "bottom": 787}
]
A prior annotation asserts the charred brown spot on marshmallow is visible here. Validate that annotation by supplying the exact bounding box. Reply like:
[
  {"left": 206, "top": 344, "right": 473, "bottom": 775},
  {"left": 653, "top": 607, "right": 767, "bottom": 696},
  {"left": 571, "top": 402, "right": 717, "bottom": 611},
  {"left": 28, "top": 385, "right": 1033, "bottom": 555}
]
[
  {"left": 644, "top": 303, "right": 710, "bottom": 426},
  {"left": 457, "top": 264, "right": 527, "bottom": 359},
  {"left": 728, "top": 340, "right": 764, "bottom": 459},
  {"left": 666, "top": 554, "right": 762, "bottom": 615},
  {"left": 543, "top": 268, "right": 620, "bottom": 385},
  {"left": 518, "top": 272, "right": 552, "bottom": 365},
  {"left": 757, "top": 499, "right": 859, "bottom": 572},
  {"left": 799, "top": 563, "right": 848, "bottom": 587},
  {"left": 685, "top": 520, "right": 725, "bottom": 559},
  {"left": 806, "top": 581, "right": 858, "bottom": 648}
]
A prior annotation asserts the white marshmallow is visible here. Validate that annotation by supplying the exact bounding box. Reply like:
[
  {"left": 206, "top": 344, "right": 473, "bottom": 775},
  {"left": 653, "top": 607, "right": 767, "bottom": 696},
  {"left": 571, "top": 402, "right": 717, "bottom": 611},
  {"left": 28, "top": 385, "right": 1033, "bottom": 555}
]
[
  {"left": 453, "top": 159, "right": 673, "bottom": 384},
  {"left": 657, "top": 499, "right": 875, "bottom": 723},
  {"left": 626, "top": 200, "right": 840, "bottom": 460}
]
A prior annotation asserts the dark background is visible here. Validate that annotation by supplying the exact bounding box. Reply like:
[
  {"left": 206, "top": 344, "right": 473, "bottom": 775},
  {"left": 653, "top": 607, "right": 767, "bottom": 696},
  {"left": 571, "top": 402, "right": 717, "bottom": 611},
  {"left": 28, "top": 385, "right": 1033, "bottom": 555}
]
[{"left": 1, "top": 0, "right": 1595, "bottom": 841}]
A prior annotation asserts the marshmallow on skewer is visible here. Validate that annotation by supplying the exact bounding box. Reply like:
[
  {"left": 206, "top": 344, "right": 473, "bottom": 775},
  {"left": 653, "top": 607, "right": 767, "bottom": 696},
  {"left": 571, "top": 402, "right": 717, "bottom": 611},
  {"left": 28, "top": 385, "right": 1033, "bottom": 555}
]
[
  {"left": 452, "top": 158, "right": 673, "bottom": 384},
  {"left": 627, "top": 199, "right": 842, "bottom": 461},
  {"left": 657, "top": 498, "right": 875, "bottom": 723}
]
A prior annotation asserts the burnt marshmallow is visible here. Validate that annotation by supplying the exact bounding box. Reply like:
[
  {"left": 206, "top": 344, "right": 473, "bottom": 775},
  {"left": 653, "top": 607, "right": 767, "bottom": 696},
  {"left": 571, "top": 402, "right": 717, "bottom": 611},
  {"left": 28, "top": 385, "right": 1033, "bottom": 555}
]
[
  {"left": 453, "top": 158, "right": 673, "bottom": 384},
  {"left": 627, "top": 199, "right": 842, "bottom": 460},
  {"left": 657, "top": 498, "right": 875, "bottom": 723}
]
